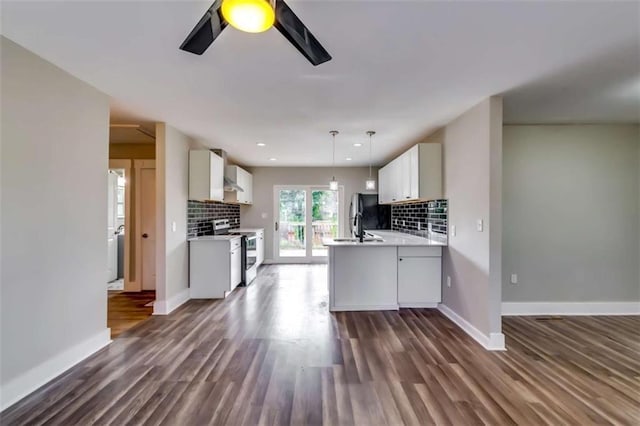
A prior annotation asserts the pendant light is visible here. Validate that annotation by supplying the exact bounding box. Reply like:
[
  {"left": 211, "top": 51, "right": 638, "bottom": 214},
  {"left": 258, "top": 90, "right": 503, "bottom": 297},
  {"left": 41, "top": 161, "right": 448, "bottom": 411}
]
[
  {"left": 365, "top": 130, "right": 377, "bottom": 190},
  {"left": 329, "top": 130, "right": 339, "bottom": 191}
]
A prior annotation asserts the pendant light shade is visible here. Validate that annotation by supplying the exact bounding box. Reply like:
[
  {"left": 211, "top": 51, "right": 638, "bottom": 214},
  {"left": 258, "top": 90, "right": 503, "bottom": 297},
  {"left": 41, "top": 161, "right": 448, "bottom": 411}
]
[
  {"left": 366, "top": 131, "right": 376, "bottom": 190},
  {"left": 329, "top": 130, "right": 339, "bottom": 191}
]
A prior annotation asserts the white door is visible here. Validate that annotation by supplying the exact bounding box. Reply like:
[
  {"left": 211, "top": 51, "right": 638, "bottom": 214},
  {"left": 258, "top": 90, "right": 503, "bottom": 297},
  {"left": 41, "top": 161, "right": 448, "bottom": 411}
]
[
  {"left": 107, "top": 171, "right": 118, "bottom": 282},
  {"left": 140, "top": 167, "right": 156, "bottom": 290},
  {"left": 274, "top": 186, "right": 343, "bottom": 262}
]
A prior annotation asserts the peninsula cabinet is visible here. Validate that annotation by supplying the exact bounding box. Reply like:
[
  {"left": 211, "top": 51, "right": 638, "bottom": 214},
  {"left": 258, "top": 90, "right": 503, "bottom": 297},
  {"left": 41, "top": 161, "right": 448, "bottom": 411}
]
[{"left": 378, "top": 143, "right": 442, "bottom": 204}]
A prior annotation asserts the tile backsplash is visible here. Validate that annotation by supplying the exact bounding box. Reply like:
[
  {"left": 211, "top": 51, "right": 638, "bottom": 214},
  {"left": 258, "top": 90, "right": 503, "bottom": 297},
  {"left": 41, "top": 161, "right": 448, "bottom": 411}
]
[
  {"left": 391, "top": 199, "right": 448, "bottom": 238},
  {"left": 187, "top": 200, "right": 240, "bottom": 238}
]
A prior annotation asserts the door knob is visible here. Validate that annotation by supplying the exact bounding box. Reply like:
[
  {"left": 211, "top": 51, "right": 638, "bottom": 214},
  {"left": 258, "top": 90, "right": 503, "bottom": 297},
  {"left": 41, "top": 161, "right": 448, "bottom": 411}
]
[{"left": 142, "top": 233, "right": 149, "bottom": 238}]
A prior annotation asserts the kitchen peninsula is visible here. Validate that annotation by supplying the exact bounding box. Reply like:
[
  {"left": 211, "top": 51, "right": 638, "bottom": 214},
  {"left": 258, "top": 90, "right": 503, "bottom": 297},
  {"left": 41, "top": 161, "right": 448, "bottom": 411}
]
[{"left": 324, "top": 230, "right": 446, "bottom": 311}]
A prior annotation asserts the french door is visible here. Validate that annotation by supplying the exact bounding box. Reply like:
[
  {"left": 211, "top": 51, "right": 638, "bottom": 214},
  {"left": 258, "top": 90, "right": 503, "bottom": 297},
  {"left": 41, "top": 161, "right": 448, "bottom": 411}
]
[{"left": 274, "top": 185, "right": 344, "bottom": 263}]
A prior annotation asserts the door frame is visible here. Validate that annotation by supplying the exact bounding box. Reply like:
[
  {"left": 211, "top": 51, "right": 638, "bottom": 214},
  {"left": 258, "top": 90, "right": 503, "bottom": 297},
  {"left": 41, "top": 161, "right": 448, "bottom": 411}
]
[
  {"left": 135, "top": 159, "right": 156, "bottom": 291},
  {"left": 108, "top": 159, "right": 133, "bottom": 290},
  {"left": 273, "top": 185, "right": 344, "bottom": 264}
]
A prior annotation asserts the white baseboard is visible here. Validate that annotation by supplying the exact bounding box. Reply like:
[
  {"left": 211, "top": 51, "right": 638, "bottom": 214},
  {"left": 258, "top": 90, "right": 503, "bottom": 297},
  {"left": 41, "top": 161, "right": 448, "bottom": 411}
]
[
  {"left": 153, "top": 287, "right": 190, "bottom": 315},
  {"left": 399, "top": 302, "right": 439, "bottom": 308},
  {"left": 438, "top": 304, "right": 505, "bottom": 351},
  {"left": 0, "top": 328, "right": 111, "bottom": 412},
  {"left": 331, "top": 304, "right": 399, "bottom": 312},
  {"left": 502, "top": 301, "right": 640, "bottom": 316}
]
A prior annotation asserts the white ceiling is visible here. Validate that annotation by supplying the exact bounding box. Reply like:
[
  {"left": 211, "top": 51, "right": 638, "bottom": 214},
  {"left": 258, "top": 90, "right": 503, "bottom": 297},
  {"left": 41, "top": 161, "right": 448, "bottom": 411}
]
[{"left": 2, "top": 1, "right": 638, "bottom": 166}]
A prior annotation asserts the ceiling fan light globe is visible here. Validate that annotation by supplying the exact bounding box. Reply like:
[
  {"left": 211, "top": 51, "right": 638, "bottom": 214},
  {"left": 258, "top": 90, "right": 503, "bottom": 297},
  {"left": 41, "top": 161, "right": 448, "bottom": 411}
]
[{"left": 221, "top": 0, "right": 275, "bottom": 33}]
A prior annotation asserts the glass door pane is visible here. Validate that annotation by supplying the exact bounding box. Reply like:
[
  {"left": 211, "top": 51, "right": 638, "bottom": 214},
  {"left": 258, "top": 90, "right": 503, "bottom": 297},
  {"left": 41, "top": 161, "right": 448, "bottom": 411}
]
[
  {"left": 278, "top": 189, "right": 306, "bottom": 257},
  {"left": 311, "top": 189, "right": 339, "bottom": 257}
]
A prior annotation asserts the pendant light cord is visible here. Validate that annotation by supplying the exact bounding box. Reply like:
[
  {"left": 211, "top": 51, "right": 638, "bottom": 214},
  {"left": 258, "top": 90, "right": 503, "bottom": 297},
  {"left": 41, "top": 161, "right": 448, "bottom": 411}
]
[
  {"left": 367, "top": 130, "right": 375, "bottom": 179},
  {"left": 330, "top": 130, "right": 339, "bottom": 180}
]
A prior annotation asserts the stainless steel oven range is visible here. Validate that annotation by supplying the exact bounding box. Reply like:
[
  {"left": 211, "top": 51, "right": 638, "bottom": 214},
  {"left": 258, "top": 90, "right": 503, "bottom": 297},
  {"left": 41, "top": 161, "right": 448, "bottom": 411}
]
[{"left": 211, "top": 219, "right": 257, "bottom": 286}]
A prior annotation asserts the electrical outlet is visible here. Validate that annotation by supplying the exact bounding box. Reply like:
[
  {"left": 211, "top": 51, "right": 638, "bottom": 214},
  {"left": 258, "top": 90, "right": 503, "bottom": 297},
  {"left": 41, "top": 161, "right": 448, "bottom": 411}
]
[
  {"left": 511, "top": 274, "right": 518, "bottom": 284},
  {"left": 402, "top": 220, "right": 405, "bottom": 226},
  {"left": 172, "top": 221, "right": 177, "bottom": 232},
  {"left": 476, "top": 219, "right": 484, "bottom": 232},
  {"left": 447, "top": 276, "right": 451, "bottom": 288},
  {"left": 428, "top": 223, "right": 432, "bottom": 231},
  {"left": 417, "top": 223, "right": 421, "bottom": 231},
  {"left": 451, "top": 225, "right": 456, "bottom": 236},
  {"left": 261, "top": 212, "right": 268, "bottom": 219}
]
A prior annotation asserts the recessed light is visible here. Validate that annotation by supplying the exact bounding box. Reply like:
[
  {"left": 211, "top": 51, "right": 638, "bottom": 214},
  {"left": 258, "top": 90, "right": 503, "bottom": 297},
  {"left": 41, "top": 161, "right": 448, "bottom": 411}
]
[
  {"left": 353, "top": 143, "right": 363, "bottom": 147},
  {"left": 269, "top": 157, "right": 277, "bottom": 161},
  {"left": 257, "top": 142, "right": 266, "bottom": 147},
  {"left": 345, "top": 157, "right": 352, "bottom": 161}
]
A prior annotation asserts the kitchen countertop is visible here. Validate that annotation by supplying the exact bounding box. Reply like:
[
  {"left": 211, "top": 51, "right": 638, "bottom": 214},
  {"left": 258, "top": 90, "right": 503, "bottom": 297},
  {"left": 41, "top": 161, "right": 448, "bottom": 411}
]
[
  {"left": 323, "top": 230, "right": 447, "bottom": 247},
  {"left": 188, "top": 235, "right": 242, "bottom": 242}
]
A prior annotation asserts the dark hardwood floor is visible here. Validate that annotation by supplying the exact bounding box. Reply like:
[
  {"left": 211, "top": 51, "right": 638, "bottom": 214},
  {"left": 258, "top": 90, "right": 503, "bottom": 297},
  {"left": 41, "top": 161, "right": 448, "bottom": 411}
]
[
  {"left": 2, "top": 265, "right": 639, "bottom": 425},
  {"left": 108, "top": 290, "right": 155, "bottom": 338}
]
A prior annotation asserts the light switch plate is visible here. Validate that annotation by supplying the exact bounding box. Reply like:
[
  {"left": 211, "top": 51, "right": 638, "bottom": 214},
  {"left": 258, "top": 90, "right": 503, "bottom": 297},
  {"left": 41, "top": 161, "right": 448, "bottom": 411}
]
[
  {"left": 447, "top": 276, "right": 451, "bottom": 288},
  {"left": 511, "top": 274, "right": 518, "bottom": 284},
  {"left": 476, "top": 219, "right": 483, "bottom": 232},
  {"left": 172, "top": 221, "right": 177, "bottom": 232},
  {"left": 451, "top": 225, "right": 456, "bottom": 236}
]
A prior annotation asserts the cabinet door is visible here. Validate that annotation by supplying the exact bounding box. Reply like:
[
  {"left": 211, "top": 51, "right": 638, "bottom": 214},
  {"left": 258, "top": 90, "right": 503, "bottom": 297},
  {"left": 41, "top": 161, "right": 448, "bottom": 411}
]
[
  {"left": 230, "top": 247, "right": 242, "bottom": 289},
  {"left": 399, "top": 152, "right": 412, "bottom": 201},
  {"left": 378, "top": 165, "right": 391, "bottom": 204},
  {"left": 256, "top": 231, "right": 264, "bottom": 265},
  {"left": 388, "top": 159, "right": 401, "bottom": 203},
  {"left": 242, "top": 169, "right": 253, "bottom": 204},
  {"left": 398, "top": 257, "right": 442, "bottom": 304},
  {"left": 209, "top": 152, "right": 224, "bottom": 201},
  {"left": 408, "top": 146, "right": 420, "bottom": 199}
]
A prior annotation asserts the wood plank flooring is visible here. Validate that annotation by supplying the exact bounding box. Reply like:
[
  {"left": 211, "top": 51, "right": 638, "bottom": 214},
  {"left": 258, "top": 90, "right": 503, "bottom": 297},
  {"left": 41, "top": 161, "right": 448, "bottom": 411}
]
[
  {"left": 2, "top": 265, "right": 639, "bottom": 425},
  {"left": 108, "top": 290, "right": 155, "bottom": 338}
]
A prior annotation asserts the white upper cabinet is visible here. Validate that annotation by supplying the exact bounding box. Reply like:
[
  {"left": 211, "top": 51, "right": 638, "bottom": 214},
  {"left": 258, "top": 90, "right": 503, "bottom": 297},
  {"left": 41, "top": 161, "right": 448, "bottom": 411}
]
[
  {"left": 189, "top": 150, "right": 224, "bottom": 201},
  {"left": 377, "top": 143, "right": 442, "bottom": 204},
  {"left": 224, "top": 165, "right": 253, "bottom": 205}
]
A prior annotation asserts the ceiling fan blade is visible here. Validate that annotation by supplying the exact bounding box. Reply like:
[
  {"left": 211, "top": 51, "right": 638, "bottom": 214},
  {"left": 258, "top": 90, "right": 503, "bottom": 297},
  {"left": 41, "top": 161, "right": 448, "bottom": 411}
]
[
  {"left": 179, "top": 0, "right": 227, "bottom": 55},
  {"left": 273, "top": 0, "right": 332, "bottom": 66}
]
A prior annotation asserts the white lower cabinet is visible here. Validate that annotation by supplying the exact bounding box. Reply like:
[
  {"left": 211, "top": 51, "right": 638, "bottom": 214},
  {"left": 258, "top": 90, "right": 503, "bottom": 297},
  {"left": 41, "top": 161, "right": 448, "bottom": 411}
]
[
  {"left": 398, "top": 256, "right": 442, "bottom": 307},
  {"left": 190, "top": 237, "right": 242, "bottom": 298}
]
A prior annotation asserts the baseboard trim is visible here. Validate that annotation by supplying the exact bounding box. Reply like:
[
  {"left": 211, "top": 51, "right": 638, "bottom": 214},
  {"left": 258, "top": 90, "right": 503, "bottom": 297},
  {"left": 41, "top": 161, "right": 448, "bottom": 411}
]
[
  {"left": 153, "top": 287, "right": 191, "bottom": 315},
  {"left": 438, "top": 304, "right": 505, "bottom": 351},
  {"left": 331, "top": 304, "right": 399, "bottom": 312},
  {"left": 502, "top": 302, "right": 640, "bottom": 316},
  {"left": 0, "top": 328, "right": 111, "bottom": 412},
  {"left": 399, "top": 302, "right": 439, "bottom": 309}
]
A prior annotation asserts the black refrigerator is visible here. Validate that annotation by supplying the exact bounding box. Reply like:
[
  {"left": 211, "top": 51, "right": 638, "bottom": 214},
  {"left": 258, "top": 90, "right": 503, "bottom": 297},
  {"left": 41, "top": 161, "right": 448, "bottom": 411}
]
[{"left": 349, "top": 193, "right": 391, "bottom": 237}]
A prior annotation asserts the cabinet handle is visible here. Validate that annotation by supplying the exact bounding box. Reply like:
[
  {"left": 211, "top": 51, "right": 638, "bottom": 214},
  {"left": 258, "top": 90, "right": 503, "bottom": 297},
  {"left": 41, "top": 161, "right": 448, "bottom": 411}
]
[
  {"left": 406, "top": 196, "right": 411, "bottom": 199},
  {"left": 142, "top": 233, "right": 149, "bottom": 238},
  {"left": 399, "top": 258, "right": 403, "bottom": 261},
  {"left": 275, "top": 222, "right": 279, "bottom": 231}
]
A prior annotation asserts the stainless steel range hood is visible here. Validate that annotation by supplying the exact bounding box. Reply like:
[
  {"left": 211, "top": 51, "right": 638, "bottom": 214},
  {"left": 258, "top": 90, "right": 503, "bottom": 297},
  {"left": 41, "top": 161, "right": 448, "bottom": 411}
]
[{"left": 211, "top": 149, "right": 244, "bottom": 192}]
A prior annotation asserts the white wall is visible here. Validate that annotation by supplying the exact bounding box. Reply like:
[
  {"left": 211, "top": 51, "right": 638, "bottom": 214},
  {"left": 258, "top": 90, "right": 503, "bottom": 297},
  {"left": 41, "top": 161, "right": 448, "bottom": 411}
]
[
  {"left": 154, "top": 124, "right": 203, "bottom": 313},
  {"left": 440, "top": 97, "right": 504, "bottom": 346},
  {"left": 503, "top": 124, "right": 640, "bottom": 303},
  {"left": 241, "top": 167, "right": 377, "bottom": 261},
  {"left": 1, "top": 37, "right": 111, "bottom": 409}
]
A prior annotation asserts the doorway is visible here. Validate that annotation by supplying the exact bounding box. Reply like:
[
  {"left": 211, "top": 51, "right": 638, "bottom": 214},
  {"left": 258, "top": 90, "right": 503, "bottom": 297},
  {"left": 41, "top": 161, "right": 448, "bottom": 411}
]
[
  {"left": 107, "top": 167, "right": 127, "bottom": 290},
  {"left": 274, "top": 185, "right": 343, "bottom": 263}
]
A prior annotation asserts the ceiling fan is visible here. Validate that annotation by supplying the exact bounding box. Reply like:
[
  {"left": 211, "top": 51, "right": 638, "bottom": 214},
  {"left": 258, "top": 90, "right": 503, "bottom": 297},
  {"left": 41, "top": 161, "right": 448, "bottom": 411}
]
[{"left": 179, "top": 0, "right": 331, "bottom": 66}]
